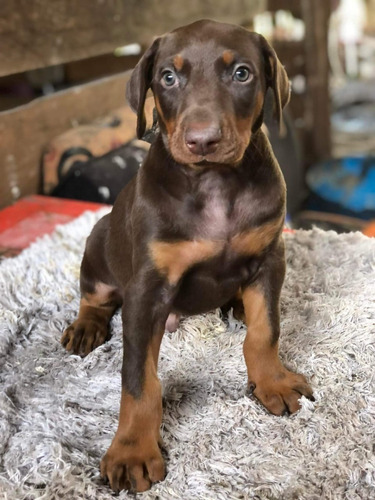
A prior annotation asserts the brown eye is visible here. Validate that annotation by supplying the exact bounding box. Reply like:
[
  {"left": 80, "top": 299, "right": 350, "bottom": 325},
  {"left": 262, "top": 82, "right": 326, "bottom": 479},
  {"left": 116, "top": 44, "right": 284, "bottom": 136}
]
[
  {"left": 233, "top": 66, "right": 251, "bottom": 82},
  {"left": 162, "top": 70, "right": 178, "bottom": 87}
]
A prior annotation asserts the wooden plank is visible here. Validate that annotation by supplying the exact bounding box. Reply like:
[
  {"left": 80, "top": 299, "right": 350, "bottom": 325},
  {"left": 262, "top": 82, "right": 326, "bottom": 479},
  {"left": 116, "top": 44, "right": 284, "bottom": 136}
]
[
  {"left": 65, "top": 54, "right": 141, "bottom": 84},
  {"left": 0, "top": 71, "right": 135, "bottom": 208},
  {"left": 302, "top": 0, "right": 331, "bottom": 164},
  {"left": 0, "top": 0, "right": 265, "bottom": 77}
]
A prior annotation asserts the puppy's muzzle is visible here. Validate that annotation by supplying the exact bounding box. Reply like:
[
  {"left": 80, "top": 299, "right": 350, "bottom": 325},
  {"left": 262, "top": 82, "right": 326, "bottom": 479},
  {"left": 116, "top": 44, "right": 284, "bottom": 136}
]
[{"left": 185, "top": 121, "right": 222, "bottom": 156}]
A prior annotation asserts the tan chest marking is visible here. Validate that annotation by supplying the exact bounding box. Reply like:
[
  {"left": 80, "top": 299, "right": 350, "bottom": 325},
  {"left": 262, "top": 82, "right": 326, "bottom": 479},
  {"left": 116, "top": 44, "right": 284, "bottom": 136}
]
[
  {"left": 150, "top": 218, "right": 283, "bottom": 284},
  {"left": 149, "top": 239, "right": 223, "bottom": 284},
  {"left": 231, "top": 217, "right": 283, "bottom": 256}
]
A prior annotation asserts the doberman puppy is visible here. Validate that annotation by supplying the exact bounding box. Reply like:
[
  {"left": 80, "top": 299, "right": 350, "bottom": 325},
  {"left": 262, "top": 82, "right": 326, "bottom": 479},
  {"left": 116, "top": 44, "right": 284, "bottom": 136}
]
[{"left": 61, "top": 19, "right": 314, "bottom": 492}]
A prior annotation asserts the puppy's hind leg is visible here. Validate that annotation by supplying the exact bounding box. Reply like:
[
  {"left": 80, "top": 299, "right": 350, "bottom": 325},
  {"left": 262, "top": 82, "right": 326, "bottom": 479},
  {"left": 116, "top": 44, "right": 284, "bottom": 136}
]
[
  {"left": 62, "top": 279, "right": 121, "bottom": 357},
  {"left": 62, "top": 216, "right": 122, "bottom": 356},
  {"left": 220, "top": 290, "right": 246, "bottom": 323}
]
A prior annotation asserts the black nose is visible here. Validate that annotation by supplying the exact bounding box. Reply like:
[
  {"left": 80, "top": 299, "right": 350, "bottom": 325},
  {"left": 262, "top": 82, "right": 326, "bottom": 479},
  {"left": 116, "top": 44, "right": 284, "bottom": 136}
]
[{"left": 185, "top": 123, "right": 222, "bottom": 156}]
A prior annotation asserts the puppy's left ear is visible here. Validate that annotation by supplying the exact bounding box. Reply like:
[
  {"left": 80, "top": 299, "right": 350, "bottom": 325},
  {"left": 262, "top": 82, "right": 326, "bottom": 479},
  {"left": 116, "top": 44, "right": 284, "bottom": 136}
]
[
  {"left": 126, "top": 37, "right": 162, "bottom": 139},
  {"left": 257, "top": 34, "right": 291, "bottom": 127}
]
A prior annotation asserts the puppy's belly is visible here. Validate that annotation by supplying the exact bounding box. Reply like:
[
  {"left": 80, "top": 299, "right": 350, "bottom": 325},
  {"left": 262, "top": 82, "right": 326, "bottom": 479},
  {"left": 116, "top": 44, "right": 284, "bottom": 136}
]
[
  {"left": 172, "top": 258, "right": 259, "bottom": 315},
  {"left": 173, "top": 273, "right": 238, "bottom": 315}
]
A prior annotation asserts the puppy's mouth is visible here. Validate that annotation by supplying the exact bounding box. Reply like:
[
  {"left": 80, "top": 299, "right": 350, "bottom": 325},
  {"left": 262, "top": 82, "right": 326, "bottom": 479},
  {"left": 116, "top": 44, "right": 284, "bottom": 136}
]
[
  {"left": 181, "top": 147, "right": 243, "bottom": 167},
  {"left": 195, "top": 159, "right": 209, "bottom": 166},
  {"left": 192, "top": 157, "right": 229, "bottom": 167},
  {"left": 172, "top": 150, "right": 243, "bottom": 169}
]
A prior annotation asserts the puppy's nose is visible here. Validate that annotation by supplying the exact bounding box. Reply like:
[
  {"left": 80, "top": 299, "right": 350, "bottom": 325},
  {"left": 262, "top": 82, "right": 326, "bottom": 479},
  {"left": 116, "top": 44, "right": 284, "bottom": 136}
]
[{"left": 185, "top": 123, "right": 222, "bottom": 156}]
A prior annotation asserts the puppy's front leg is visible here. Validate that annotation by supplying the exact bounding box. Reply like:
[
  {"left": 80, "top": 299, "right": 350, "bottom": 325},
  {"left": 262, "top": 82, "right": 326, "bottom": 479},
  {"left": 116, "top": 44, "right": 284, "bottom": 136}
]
[
  {"left": 242, "top": 239, "right": 314, "bottom": 415},
  {"left": 100, "top": 272, "right": 174, "bottom": 493}
]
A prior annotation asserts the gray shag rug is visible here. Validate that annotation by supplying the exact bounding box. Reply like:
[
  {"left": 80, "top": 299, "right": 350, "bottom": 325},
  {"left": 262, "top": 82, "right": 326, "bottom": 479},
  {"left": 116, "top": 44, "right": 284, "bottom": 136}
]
[{"left": 1, "top": 208, "right": 375, "bottom": 500}]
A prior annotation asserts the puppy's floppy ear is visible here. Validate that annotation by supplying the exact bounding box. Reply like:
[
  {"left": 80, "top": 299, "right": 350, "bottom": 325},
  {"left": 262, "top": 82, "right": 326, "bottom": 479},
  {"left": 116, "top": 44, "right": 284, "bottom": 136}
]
[
  {"left": 258, "top": 34, "right": 291, "bottom": 128},
  {"left": 126, "top": 37, "right": 162, "bottom": 139}
]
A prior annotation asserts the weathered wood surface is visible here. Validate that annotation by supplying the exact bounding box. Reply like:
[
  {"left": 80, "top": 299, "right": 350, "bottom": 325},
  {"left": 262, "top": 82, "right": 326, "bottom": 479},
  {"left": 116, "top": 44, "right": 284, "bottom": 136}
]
[
  {"left": 0, "top": 72, "right": 134, "bottom": 208},
  {"left": 302, "top": 0, "right": 331, "bottom": 164},
  {"left": 0, "top": 0, "right": 264, "bottom": 77}
]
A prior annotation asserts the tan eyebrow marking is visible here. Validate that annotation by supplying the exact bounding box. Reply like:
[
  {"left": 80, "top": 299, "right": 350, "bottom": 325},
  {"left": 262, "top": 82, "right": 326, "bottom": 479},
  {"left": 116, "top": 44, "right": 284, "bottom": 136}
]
[
  {"left": 222, "top": 50, "right": 234, "bottom": 65},
  {"left": 173, "top": 54, "right": 184, "bottom": 71}
]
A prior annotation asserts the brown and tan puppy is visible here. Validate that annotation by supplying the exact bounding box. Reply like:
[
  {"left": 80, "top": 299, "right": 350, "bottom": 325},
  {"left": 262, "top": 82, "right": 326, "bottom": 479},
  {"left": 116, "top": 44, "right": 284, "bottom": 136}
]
[{"left": 61, "top": 19, "right": 314, "bottom": 493}]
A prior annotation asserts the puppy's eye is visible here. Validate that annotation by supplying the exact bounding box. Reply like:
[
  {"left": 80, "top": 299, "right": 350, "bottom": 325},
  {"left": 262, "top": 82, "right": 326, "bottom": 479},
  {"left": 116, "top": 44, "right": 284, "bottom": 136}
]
[
  {"left": 233, "top": 66, "right": 252, "bottom": 83},
  {"left": 161, "top": 70, "right": 178, "bottom": 87}
]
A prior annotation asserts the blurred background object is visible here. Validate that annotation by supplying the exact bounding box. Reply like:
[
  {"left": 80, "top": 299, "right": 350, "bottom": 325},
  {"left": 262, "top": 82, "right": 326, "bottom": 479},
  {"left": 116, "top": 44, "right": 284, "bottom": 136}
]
[
  {"left": 0, "top": 0, "right": 374, "bottom": 256},
  {"left": 252, "top": 0, "right": 375, "bottom": 232}
]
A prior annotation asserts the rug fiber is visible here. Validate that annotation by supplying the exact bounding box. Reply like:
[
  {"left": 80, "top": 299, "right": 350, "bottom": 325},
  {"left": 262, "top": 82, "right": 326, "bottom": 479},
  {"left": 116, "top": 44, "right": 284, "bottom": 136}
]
[{"left": 0, "top": 209, "right": 374, "bottom": 499}]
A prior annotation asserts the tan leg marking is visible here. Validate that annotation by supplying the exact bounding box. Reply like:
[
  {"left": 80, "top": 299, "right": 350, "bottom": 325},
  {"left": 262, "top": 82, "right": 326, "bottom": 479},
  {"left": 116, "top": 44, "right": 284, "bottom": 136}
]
[
  {"left": 242, "top": 286, "right": 313, "bottom": 415},
  {"left": 61, "top": 282, "right": 119, "bottom": 356},
  {"left": 100, "top": 342, "right": 165, "bottom": 493},
  {"left": 81, "top": 282, "right": 119, "bottom": 308},
  {"left": 231, "top": 217, "right": 283, "bottom": 256},
  {"left": 149, "top": 239, "right": 223, "bottom": 284}
]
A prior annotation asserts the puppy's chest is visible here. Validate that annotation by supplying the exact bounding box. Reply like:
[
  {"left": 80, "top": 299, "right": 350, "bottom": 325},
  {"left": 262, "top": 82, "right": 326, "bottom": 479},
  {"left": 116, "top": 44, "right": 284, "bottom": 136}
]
[
  {"left": 190, "top": 183, "right": 254, "bottom": 240},
  {"left": 197, "top": 192, "right": 231, "bottom": 239},
  {"left": 150, "top": 177, "right": 282, "bottom": 285}
]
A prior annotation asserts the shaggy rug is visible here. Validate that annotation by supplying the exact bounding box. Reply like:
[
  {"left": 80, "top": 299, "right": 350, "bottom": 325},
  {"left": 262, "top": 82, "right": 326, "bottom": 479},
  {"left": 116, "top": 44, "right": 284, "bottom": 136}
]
[{"left": 0, "top": 209, "right": 374, "bottom": 500}]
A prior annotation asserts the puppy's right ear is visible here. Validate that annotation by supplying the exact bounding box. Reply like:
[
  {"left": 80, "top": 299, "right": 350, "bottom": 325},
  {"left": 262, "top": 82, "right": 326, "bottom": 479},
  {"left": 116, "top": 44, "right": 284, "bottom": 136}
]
[
  {"left": 255, "top": 34, "right": 290, "bottom": 130},
  {"left": 126, "top": 37, "right": 162, "bottom": 139}
]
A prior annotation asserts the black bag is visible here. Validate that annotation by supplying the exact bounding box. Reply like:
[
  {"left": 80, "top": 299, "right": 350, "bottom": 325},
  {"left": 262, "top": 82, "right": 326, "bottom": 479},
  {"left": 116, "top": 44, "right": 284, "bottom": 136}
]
[{"left": 51, "top": 141, "right": 148, "bottom": 204}]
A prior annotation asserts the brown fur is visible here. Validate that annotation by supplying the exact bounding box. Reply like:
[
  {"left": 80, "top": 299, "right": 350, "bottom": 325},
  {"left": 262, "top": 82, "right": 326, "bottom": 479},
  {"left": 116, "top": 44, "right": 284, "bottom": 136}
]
[
  {"left": 100, "top": 348, "right": 164, "bottom": 492},
  {"left": 62, "top": 20, "right": 312, "bottom": 493}
]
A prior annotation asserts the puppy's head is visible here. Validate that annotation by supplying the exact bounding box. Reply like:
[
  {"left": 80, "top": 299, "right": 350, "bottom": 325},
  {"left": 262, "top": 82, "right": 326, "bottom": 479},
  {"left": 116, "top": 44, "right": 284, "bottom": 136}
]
[{"left": 127, "top": 19, "right": 290, "bottom": 167}]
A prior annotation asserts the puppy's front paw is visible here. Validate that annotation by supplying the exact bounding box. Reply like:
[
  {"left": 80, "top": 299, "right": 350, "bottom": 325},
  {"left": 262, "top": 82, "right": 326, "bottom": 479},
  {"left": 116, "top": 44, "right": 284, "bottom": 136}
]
[
  {"left": 100, "top": 435, "right": 165, "bottom": 493},
  {"left": 250, "top": 369, "right": 314, "bottom": 416},
  {"left": 61, "top": 319, "right": 109, "bottom": 356}
]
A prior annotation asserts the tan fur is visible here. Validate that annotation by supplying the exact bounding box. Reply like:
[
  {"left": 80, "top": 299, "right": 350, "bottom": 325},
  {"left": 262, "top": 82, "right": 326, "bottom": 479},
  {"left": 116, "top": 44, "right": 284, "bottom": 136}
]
[
  {"left": 235, "top": 91, "right": 264, "bottom": 150},
  {"left": 116, "top": 347, "right": 162, "bottom": 442},
  {"left": 61, "top": 282, "right": 119, "bottom": 354},
  {"left": 149, "top": 239, "right": 223, "bottom": 284},
  {"left": 222, "top": 50, "right": 234, "bottom": 65},
  {"left": 173, "top": 54, "right": 184, "bottom": 71},
  {"left": 242, "top": 286, "right": 274, "bottom": 352},
  {"left": 242, "top": 286, "right": 312, "bottom": 415},
  {"left": 100, "top": 346, "right": 165, "bottom": 491},
  {"left": 231, "top": 217, "right": 283, "bottom": 256},
  {"left": 81, "top": 282, "right": 118, "bottom": 308},
  {"left": 154, "top": 96, "right": 176, "bottom": 137}
]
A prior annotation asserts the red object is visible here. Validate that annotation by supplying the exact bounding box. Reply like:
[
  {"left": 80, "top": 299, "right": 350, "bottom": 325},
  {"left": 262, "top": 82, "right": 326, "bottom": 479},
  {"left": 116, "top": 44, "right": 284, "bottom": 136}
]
[
  {"left": 0, "top": 195, "right": 106, "bottom": 258},
  {"left": 363, "top": 221, "right": 375, "bottom": 237},
  {"left": 0, "top": 195, "right": 296, "bottom": 259}
]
